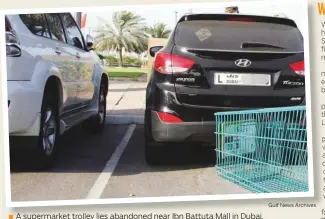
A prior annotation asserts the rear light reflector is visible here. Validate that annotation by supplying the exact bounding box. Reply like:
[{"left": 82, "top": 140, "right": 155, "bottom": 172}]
[
  {"left": 290, "top": 60, "right": 304, "bottom": 77},
  {"left": 157, "top": 112, "right": 183, "bottom": 123},
  {"left": 154, "top": 52, "right": 194, "bottom": 74}
]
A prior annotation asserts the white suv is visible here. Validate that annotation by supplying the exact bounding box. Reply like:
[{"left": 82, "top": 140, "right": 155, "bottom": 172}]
[{"left": 6, "top": 13, "right": 109, "bottom": 169}]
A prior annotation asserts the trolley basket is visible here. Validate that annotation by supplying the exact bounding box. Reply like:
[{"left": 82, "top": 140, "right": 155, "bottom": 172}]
[{"left": 215, "top": 106, "right": 308, "bottom": 193}]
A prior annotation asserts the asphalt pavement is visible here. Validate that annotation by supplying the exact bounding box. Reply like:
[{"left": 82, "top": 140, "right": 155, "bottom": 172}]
[
  {"left": 10, "top": 123, "right": 250, "bottom": 202},
  {"left": 9, "top": 80, "right": 250, "bottom": 203}
]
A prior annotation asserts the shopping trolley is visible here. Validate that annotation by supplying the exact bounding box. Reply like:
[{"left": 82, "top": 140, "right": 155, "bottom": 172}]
[{"left": 214, "top": 106, "right": 308, "bottom": 193}]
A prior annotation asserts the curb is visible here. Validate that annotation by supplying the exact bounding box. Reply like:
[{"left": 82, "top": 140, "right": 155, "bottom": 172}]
[
  {"left": 109, "top": 74, "right": 147, "bottom": 82},
  {"left": 105, "top": 115, "right": 144, "bottom": 125}
]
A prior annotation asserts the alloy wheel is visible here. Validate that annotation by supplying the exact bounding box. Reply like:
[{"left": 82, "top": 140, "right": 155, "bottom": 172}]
[{"left": 42, "top": 108, "right": 56, "bottom": 156}]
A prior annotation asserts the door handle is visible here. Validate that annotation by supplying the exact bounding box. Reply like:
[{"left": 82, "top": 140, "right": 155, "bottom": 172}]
[{"left": 76, "top": 53, "right": 81, "bottom": 59}]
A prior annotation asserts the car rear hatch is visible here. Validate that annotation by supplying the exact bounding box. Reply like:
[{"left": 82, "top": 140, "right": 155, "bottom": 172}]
[{"left": 162, "top": 14, "right": 305, "bottom": 109}]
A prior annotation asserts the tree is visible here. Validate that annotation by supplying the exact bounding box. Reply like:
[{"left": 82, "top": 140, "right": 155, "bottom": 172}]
[
  {"left": 146, "top": 23, "right": 172, "bottom": 39},
  {"left": 94, "top": 11, "right": 148, "bottom": 67}
]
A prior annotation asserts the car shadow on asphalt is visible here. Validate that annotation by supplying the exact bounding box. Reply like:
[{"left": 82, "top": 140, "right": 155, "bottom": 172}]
[
  {"left": 9, "top": 124, "right": 216, "bottom": 174},
  {"left": 111, "top": 125, "right": 217, "bottom": 177},
  {"left": 9, "top": 124, "right": 130, "bottom": 173}
]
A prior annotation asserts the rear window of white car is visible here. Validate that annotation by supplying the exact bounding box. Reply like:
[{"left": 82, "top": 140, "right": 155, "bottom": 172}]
[
  {"left": 174, "top": 20, "right": 304, "bottom": 52},
  {"left": 19, "top": 14, "right": 51, "bottom": 38}
]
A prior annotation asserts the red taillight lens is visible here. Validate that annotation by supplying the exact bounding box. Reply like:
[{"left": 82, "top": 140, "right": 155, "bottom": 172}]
[
  {"left": 5, "top": 17, "right": 21, "bottom": 57},
  {"left": 290, "top": 60, "right": 305, "bottom": 77},
  {"left": 157, "top": 112, "right": 183, "bottom": 123},
  {"left": 5, "top": 17, "right": 12, "bottom": 32},
  {"left": 154, "top": 52, "right": 194, "bottom": 74}
]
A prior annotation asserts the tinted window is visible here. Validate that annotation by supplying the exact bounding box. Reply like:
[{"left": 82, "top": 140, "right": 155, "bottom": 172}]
[
  {"left": 19, "top": 14, "right": 51, "bottom": 38},
  {"left": 174, "top": 20, "right": 304, "bottom": 52},
  {"left": 60, "top": 13, "right": 84, "bottom": 49},
  {"left": 45, "top": 14, "right": 66, "bottom": 43}
]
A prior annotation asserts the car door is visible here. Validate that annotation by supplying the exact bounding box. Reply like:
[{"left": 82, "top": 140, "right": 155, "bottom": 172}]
[
  {"left": 59, "top": 13, "right": 95, "bottom": 106},
  {"left": 45, "top": 13, "right": 79, "bottom": 112}
]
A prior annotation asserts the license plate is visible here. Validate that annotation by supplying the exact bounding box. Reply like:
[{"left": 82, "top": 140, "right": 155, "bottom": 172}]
[{"left": 214, "top": 73, "right": 271, "bottom": 86}]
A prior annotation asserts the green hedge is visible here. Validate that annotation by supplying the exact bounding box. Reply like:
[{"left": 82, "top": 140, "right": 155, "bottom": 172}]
[
  {"left": 100, "top": 55, "right": 141, "bottom": 65},
  {"left": 123, "top": 56, "right": 142, "bottom": 66},
  {"left": 104, "top": 55, "right": 118, "bottom": 64}
]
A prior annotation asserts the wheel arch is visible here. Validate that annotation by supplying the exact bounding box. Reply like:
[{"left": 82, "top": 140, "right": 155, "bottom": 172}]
[{"left": 43, "top": 75, "right": 63, "bottom": 109}]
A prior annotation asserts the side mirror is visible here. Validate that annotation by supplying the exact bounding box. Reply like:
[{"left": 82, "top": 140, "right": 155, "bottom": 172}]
[
  {"left": 149, "top": 46, "right": 163, "bottom": 57},
  {"left": 98, "top": 54, "right": 104, "bottom": 60},
  {"left": 86, "top": 34, "right": 94, "bottom": 50}
]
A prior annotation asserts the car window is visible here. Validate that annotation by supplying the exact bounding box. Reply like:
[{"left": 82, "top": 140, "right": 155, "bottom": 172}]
[
  {"left": 19, "top": 14, "right": 51, "bottom": 38},
  {"left": 174, "top": 20, "right": 304, "bottom": 52},
  {"left": 45, "top": 14, "right": 67, "bottom": 43},
  {"left": 60, "top": 13, "right": 85, "bottom": 50}
]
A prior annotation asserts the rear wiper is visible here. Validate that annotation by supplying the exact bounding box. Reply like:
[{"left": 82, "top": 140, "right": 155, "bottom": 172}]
[{"left": 241, "top": 42, "right": 284, "bottom": 50}]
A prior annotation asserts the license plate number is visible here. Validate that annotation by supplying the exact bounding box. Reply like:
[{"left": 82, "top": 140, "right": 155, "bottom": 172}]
[{"left": 214, "top": 73, "right": 271, "bottom": 86}]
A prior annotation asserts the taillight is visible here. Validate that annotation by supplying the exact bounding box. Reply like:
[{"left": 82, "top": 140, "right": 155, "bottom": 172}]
[
  {"left": 157, "top": 112, "right": 183, "bottom": 123},
  {"left": 5, "top": 17, "right": 21, "bottom": 57},
  {"left": 290, "top": 60, "right": 304, "bottom": 77},
  {"left": 154, "top": 52, "right": 194, "bottom": 74},
  {"left": 5, "top": 17, "right": 12, "bottom": 32}
]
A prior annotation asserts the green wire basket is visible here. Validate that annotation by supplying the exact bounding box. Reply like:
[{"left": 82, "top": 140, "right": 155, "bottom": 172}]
[{"left": 215, "top": 106, "right": 308, "bottom": 193}]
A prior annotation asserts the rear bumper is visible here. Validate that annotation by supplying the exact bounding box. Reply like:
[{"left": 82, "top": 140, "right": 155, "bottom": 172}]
[
  {"left": 145, "top": 110, "right": 216, "bottom": 145},
  {"left": 8, "top": 80, "right": 43, "bottom": 136},
  {"left": 145, "top": 95, "right": 306, "bottom": 146}
]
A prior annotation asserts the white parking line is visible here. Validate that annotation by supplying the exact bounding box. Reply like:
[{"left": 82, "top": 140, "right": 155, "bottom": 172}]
[
  {"left": 86, "top": 124, "right": 136, "bottom": 199},
  {"left": 105, "top": 115, "right": 144, "bottom": 125}
]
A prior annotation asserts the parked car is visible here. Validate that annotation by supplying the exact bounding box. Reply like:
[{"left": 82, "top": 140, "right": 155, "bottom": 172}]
[
  {"left": 6, "top": 13, "right": 109, "bottom": 168},
  {"left": 145, "top": 13, "right": 305, "bottom": 165}
]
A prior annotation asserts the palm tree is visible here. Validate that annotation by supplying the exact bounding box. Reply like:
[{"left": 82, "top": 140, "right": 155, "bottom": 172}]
[
  {"left": 94, "top": 11, "right": 148, "bottom": 67},
  {"left": 146, "top": 23, "right": 172, "bottom": 39}
]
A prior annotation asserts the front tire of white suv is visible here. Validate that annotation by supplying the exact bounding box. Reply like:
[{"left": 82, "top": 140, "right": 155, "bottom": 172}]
[{"left": 35, "top": 88, "right": 60, "bottom": 169}]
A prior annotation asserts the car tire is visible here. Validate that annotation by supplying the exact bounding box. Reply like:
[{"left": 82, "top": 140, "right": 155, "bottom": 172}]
[
  {"left": 34, "top": 88, "right": 60, "bottom": 170},
  {"left": 145, "top": 140, "right": 164, "bottom": 165},
  {"left": 82, "top": 84, "right": 106, "bottom": 134}
]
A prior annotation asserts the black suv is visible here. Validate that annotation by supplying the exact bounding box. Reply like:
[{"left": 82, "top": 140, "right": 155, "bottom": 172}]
[{"left": 144, "top": 13, "right": 305, "bottom": 165}]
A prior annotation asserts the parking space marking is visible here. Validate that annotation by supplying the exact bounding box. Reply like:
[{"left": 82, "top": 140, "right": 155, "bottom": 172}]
[{"left": 86, "top": 124, "right": 136, "bottom": 199}]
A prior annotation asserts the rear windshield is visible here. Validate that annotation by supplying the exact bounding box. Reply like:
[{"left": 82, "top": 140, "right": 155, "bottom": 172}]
[{"left": 174, "top": 20, "right": 303, "bottom": 52}]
